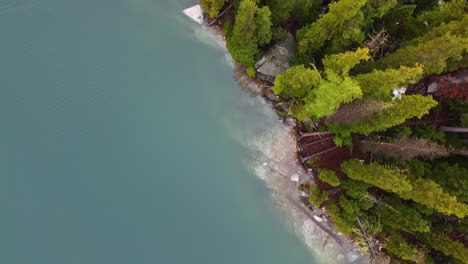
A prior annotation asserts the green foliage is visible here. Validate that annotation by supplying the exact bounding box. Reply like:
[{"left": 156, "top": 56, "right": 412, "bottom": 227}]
[
  {"left": 322, "top": 48, "right": 370, "bottom": 76},
  {"left": 326, "top": 203, "right": 355, "bottom": 235},
  {"left": 418, "top": 0, "right": 468, "bottom": 30},
  {"left": 304, "top": 72, "right": 363, "bottom": 118},
  {"left": 330, "top": 95, "right": 437, "bottom": 143},
  {"left": 309, "top": 185, "right": 329, "bottom": 207},
  {"left": 461, "top": 113, "right": 468, "bottom": 127},
  {"left": 341, "top": 179, "right": 369, "bottom": 200},
  {"left": 355, "top": 64, "right": 424, "bottom": 100},
  {"left": 226, "top": 0, "right": 272, "bottom": 67},
  {"left": 255, "top": 6, "right": 273, "bottom": 45},
  {"left": 246, "top": 67, "right": 256, "bottom": 77},
  {"left": 399, "top": 178, "right": 468, "bottom": 218},
  {"left": 427, "top": 162, "right": 468, "bottom": 203},
  {"left": 341, "top": 159, "right": 413, "bottom": 193},
  {"left": 292, "top": 0, "right": 322, "bottom": 26},
  {"left": 318, "top": 169, "right": 341, "bottom": 187},
  {"left": 199, "top": 0, "right": 228, "bottom": 19},
  {"left": 342, "top": 159, "right": 468, "bottom": 218},
  {"left": 412, "top": 125, "right": 446, "bottom": 144},
  {"left": 365, "top": 0, "right": 398, "bottom": 19},
  {"left": 296, "top": 0, "right": 368, "bottom": 62},
  {"left": 425, "top": 232, "right": 468, "bottom": 264},
  {"left": 222, "top": 19, "right": 234, "bottom": 39},
  {"left": 364, "top": 33, "right": 468, "bottom": 76},
  {"left": 373, "top": 195, "right": 430, "bottom": 233},
  {"left": 384, "top": 233, "right": 427, "bottom": 263},
  {"left": 403, "top": 14, "right": 468, "bottom": 48},
  {"left": 272, "top": 65, "right": 321, "bottom": 99},
  {"left": 338, "top": 194, "right": 362, "bottom": 217},
  {"left": 264, "top": 0, "right": 295, "bottom": 25}
]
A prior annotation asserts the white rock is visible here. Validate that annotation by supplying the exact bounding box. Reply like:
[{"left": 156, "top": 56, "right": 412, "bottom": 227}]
[
  {"left": 182, "top": 5, "right": 204, "bottom": 25},
  {"left": 300, "top": 191, "right": 309, "bottom": 197},
  {"left": 337, "top": 254, "right": 345, "bottom": 261},
  {"left": 262, "top": 162, "right": 268, "bottom": 167},
  {"left": 313, "top": 215, "right": 323, "bottom": 222},
  {"left": 347, "top": 251, "right": 361, "bottom": 262},
  {"left": 290, "top": 174, "right": 299, "bottom": 182}
]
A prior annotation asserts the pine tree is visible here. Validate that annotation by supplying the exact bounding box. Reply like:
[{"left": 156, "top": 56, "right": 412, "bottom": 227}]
[
  {"left": 354, "top": 64, "right": 424, "bottom": 100},
  {"left": 309, "top": 185, "right": 329, "bottom": 207},
  {"left": 329, "top": 95, "right": 437, "bottom": 144},
  {"left": 361, "top": 33, "right": 468, "bottom": 76},
  {"left": 264, "top": 0, "right": 296, "bottom": 25},
  {"left": 318, "top": 169, "right": 341, "bottom": 187},
  {"left": 427, "top": 162, "right": 468, "bottom": 204},
  {"left": 292, "top": 0, "right": 322, "bottom": 27},
  {"left": 341, "top": 179, "right": 369, "bottom": 199},
  {"left": 341, "top": 159, "right": 413, "bottom": 193},
  {"left": 296, "top": 0, "right": 368, "bottom": 62},
  {"left": 399, "top": 178, "right": 468, "bottom": 218},
  {"left": 226, "top": 0, "right": 272, "bottom": 67},
  {"left": 303, "top": 72, "right": 363, "bottom": 119},
  {"left": 372, "top": 195, "right": 430, "bottom": 233},
  {"left": 322, "top": 48, "right": 370, "bottom": 76},
  {"left": 273, "top": 65, "right": 321, "bottom": 99},
  {"left": 256, "top": 6, "right": 273, "bottom": 45},
  {"left": 298, "top": 49, "right": 370, "bottom": 119},
  {"left": 384, "top": 233, "right": 427, "bottom": 263},
  {"left": 418, "top": 0, "right": 468, "bottom": 31},
  {"left": 425, "top": 232, "right": 468, "bottom": 264}
]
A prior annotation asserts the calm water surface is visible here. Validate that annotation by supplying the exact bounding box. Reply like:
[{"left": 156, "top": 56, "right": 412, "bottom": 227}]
[{"left": 0, "top": 0, "right": 318, "bottom": 263}]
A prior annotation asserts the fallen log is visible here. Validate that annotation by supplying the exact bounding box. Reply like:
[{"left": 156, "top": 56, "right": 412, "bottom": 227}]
[
  {"left": 300, "top": 147, "right": 338, "bottom": 163},
  {"left": 298, "top": 131, "right": 335, "bottom": 140},
  {"left": 439, "top": 126, "right": 468, "bottom": 133},
  {"left": 286, "top": 195, "right": 344, "bottom": 248},
  {"left": 208, "top": 1, "right": 235, "bottom": 26}
]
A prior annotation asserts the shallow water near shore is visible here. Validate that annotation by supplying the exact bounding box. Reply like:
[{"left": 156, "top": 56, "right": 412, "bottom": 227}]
[{"left": 0, "top": 0, "right": 327, "bottom": 263}]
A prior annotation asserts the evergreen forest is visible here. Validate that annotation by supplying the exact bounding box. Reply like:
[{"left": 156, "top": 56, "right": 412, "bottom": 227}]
[{"left": 199, "top": 0, "right": 468, "bottom": 263}]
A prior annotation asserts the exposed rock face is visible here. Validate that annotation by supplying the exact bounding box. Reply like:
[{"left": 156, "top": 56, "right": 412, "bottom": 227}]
[{"left": 255, "top": 33, "right": 296, "bottom": 84}]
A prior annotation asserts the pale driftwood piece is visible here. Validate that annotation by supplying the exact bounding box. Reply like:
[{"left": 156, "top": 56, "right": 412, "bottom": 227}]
[
  {"left": 298, "top": 131, "right": 334, "bottom": 140},
  {"left": 300, "top": 147, "right": 338, "bottom": 163},
  {"left": 439, "top": 126, "right": 468, "bottom": 133}
]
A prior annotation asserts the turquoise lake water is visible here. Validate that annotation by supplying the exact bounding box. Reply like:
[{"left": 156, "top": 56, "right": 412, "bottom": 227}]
[{"left": 0, "top": 0, "right": 319, "bottom": 263}]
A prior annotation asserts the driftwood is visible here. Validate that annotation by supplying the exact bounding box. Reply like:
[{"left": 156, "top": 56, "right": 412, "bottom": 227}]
[
  {"left": 439, "top": 126, "right": 468, "bottom": 133},
  {"left": 298, "top": 131, "right": 335, "bottom": 140},
  {"left": 208, "top": 1, "right": 235, "bottom": 26},
  {"left": 301, "top": 136, "right": 335, "bottom": 148},
  {"left": 286, "top": 195, "right": 344, "bottom": 248},
  {"left": 300, "top": 147, "right": 338, "bottom": 163}
]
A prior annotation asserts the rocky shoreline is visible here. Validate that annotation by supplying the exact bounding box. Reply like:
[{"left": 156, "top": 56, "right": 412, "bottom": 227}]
[{"left": 183, "top": 5, "right": 369, "bottom": 263}]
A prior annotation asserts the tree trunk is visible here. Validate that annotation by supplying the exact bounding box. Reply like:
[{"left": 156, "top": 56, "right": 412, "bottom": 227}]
[
  {"left": 298, "top": 131, "right": 334, "bottom": 140},
  {"left": 208, "top": 1, "right": 235, "bottom": 26},
  {"left": 301, "top": 137, "right": 334, "bottom": 148},
  {"left": 439, "top": 126, "right": 468, "bottom": 133},
  {"left": 286, "top": 195, "right": 344, "bottom": 248},
  {"left": 300, "top": 147, "right": 338, "bottom": 163}
]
